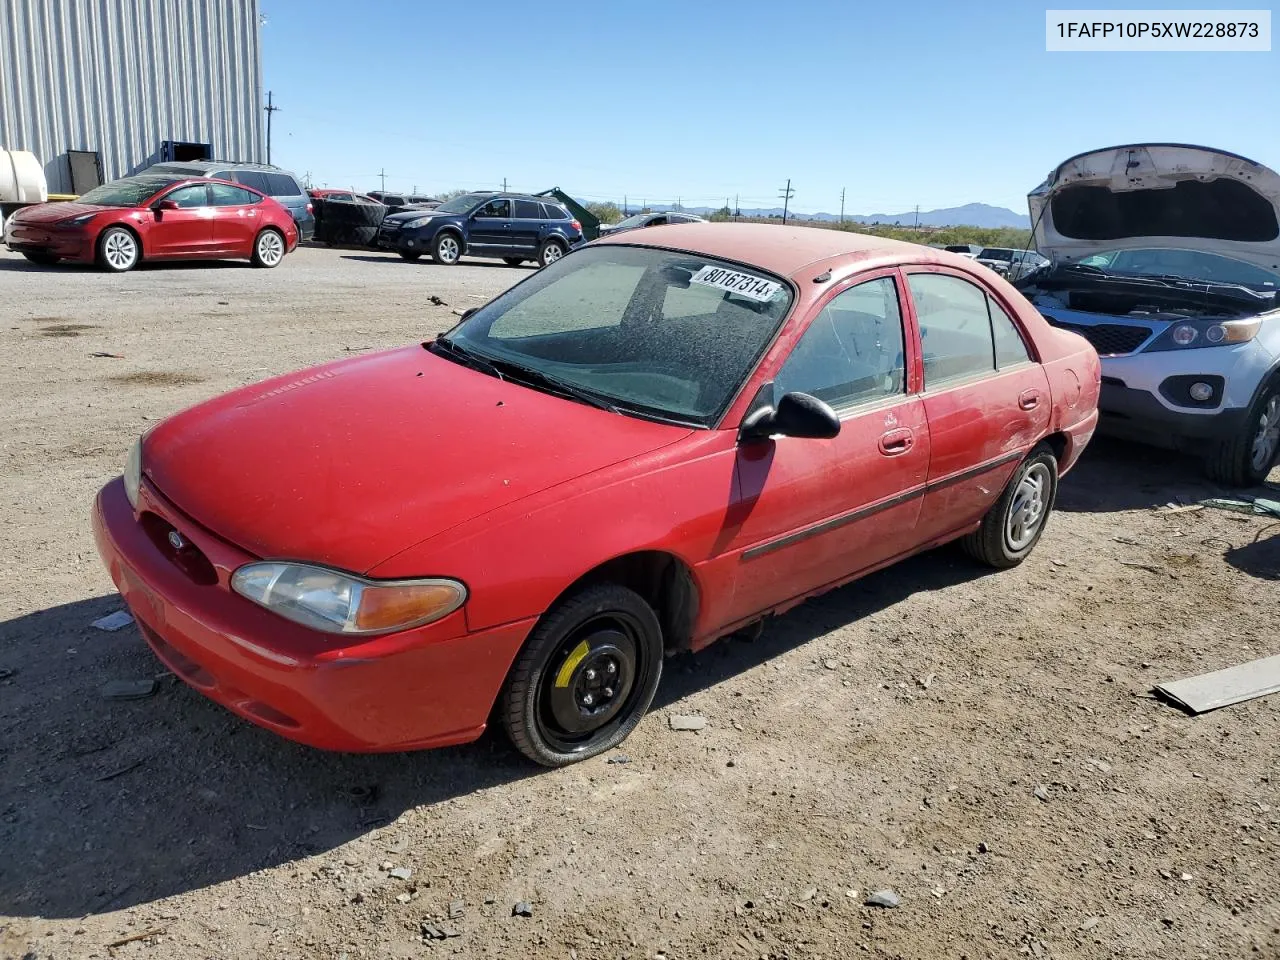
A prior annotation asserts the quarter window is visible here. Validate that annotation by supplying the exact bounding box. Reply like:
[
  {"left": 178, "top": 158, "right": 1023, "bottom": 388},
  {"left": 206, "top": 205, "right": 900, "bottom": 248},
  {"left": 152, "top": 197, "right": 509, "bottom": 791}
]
[
  {"left": 513, "top": 199, "right": 542, "bottom": 218},
  {"left": 541, "top": 203, "right": 568, "bottom": 220},
  {"left": 988, "top": 297, "right": 1032, "bottom": 367},
  {"left": 774, "top": 276, "right": 906, "bottom": 408},
  {"left": 164, "top": 185, "right": 209, "bottom": 208},
  {"left": 265, "top": 173, "right": 302, "bottom": 196}
]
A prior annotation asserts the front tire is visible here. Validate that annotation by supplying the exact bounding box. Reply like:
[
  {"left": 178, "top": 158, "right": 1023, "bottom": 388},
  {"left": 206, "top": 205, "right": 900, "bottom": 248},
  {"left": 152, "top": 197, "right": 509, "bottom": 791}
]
[
  {"left": 251, "top": 228, "right": 286, "bottom": 268},
  {"left": 536, "top": 238, "right": 567, "bottom": 269},
  {"left": 432, "top": 231, "right": 462, "bottom": 265},
  {"left": 961, "top": 445, "right": 1058, "bottom": 568},
  {"left": 96, "top": 227, "right": 139, "bottom": 272},
  {"left": 399, "top": 250, "right": 422, "bottom": 262},
  {"left": 22, "top": 252, "right": 59, "bottom": 265},
  {"left": 1205, "top": 381, "right": 1280, "bottom": 487},
  {"left": 501, "top": 584, "right": 663, "bottom": 767},
  {"left": 503, "top": 257, "right": 526, "bottom": 267}
]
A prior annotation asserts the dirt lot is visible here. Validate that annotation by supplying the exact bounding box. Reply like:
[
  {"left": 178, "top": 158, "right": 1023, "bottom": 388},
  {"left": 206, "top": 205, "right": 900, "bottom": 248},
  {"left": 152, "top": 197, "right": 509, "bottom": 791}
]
[{"left": 1, "top": 244, "right": 1278, "bottom": 960}]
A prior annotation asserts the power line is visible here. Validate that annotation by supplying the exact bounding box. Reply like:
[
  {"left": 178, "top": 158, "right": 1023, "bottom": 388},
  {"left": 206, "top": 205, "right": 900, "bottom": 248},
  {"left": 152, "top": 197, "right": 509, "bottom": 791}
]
[{"left": 778, "top": 179, "right": 794, "bottom": 225}]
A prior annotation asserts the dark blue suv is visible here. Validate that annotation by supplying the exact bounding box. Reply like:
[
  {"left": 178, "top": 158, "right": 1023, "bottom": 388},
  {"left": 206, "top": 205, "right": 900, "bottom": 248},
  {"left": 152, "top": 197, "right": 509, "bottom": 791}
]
[{"left": 375, "top": 192, "right": 584, "bottom": 268}]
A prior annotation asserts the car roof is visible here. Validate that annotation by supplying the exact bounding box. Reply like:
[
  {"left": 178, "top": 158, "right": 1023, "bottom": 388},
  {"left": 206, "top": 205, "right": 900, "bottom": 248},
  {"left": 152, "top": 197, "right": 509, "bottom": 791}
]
[{"left": 594, "top": 222, "right": 965, "bottom": 278}]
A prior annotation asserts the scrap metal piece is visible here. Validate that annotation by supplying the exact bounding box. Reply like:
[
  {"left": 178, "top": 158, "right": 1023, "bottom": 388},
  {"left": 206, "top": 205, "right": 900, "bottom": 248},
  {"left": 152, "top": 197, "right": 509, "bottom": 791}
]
[{"left": 1154, "top": 654, "right": 1280, "bottom": 713}]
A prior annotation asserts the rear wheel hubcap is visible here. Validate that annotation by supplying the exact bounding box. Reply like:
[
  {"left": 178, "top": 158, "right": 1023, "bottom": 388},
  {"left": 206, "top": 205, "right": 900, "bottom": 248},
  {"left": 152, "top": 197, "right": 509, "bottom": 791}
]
[
  {"left": 258, "top": 231, "right": 283, "bottom": 264},
  {"left": 1006, "top": 463, "right": 1050, "bottom": 551},
  {"left": 543, "top": 243, "right": 563, "bottom": 263}
]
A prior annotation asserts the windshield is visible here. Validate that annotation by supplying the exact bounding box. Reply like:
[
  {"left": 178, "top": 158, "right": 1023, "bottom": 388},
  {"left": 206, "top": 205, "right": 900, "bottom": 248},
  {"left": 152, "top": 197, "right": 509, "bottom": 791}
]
[
  {"left": 76, "top": 177, "right": 179, "bottom": 207},
  {"left": 613, "top": 214, "right": 649, "bottom": 229},
  {"left": 1075, "top": 248, "right": 1280, "bottom": 289},
  {"left": 978, "top": 248, "right": 1014, "bottom": 261},
  {"left": 434, "top": 193, "right": 486, "bottom": 214},
  {"left": 443, "top": 245, "right": 795, "bottom": 425}
]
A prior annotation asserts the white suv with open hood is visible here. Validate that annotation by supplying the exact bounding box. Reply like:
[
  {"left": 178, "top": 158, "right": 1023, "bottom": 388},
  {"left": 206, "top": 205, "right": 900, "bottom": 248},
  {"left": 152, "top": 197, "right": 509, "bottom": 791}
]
[{"left": 1016, "top": 143, "right": 1280, "bottom": 485}]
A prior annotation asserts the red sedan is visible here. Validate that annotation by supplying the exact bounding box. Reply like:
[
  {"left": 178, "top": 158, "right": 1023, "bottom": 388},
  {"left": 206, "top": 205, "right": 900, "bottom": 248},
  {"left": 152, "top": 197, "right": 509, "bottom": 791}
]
[
  {"left": 93, "top": 225, "right": 1100, "bottom": 765},
  {"left": 3, "top": 174, "right": 299, "bottom": 271}
]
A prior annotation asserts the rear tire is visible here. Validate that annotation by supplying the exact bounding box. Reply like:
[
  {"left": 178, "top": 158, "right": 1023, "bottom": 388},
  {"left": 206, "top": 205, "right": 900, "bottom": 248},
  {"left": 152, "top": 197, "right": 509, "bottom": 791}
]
[
  {"left": 536, "top": 238, "right": 567, "bottom": 269},
  {"left": 22, "top": 252, "right": 59, "bottom": 265},
  {"left": 961, "top": 445, "right": 1058, "bottom": 568},
  {"left": 96, "top": 227, "right": 139, "bottom": 272},
  {"left": 251, "top": 228, "right": 286, "bottom": 268},
  {"left": 1204, "top": 381, "right": 1280, "bottom": 487},
  {"left": 501, "top": 583, "right": 663, "bottom": 767}
]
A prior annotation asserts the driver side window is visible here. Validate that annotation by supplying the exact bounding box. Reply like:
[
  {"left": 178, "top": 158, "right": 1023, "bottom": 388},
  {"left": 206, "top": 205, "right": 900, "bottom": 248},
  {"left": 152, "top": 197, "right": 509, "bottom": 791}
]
[
  {"left": 164, "top": 185, "right": 209, "bottom": 208},
  {"left": 477, "top": 198, "right": 511, "bottom": 218},
  {"left": 773, "top": 276, "right": 906, "bottom": 410}
]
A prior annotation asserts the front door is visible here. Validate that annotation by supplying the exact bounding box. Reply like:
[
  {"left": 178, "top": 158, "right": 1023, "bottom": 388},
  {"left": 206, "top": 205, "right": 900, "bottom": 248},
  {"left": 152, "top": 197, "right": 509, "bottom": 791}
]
[
  {"left": 720, "top": 272, "right": 931, "bottom": 623},
  {"left": 209, "top": 183, "right": 265, "bottom": 255},
  {"left": 903, "top": 269, "right": 1052, "bottom": 544},
  {"left": 509, "top": 198, "right": 546, "bottom": 254},
  {"left": 148, "top": 184, "right": 214, "bottom": 257},
  {"left": 468, "top": 197, "right": 514, "bottom": 251}
]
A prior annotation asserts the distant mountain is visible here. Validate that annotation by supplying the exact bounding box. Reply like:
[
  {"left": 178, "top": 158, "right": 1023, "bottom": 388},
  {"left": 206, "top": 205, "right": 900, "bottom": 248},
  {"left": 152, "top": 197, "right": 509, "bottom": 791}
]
[{"left": 592, "top": 200, "right": 1029, "bottom": 229}]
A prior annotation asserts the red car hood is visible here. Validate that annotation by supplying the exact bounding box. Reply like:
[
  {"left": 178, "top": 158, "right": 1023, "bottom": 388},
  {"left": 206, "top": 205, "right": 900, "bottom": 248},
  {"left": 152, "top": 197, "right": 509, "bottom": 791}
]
[
  {"left": 143, "top": 346, "right": 693, "bottom": 572},
  {"left": 14, "top": 202, "right": 124, "bottom": 223}
]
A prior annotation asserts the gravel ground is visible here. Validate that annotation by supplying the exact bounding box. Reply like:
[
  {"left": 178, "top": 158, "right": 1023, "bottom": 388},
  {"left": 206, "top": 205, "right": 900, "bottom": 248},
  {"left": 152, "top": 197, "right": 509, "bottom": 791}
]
[{"left": 1, "top": 244, "right": 1278, "bottom": 960}]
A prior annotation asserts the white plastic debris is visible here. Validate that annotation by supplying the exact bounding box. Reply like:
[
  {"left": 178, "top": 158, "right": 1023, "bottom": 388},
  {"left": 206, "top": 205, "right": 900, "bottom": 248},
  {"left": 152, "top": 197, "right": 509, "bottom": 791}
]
[{"left": 91, "top": 610, "right": 134, "bottom": 632}]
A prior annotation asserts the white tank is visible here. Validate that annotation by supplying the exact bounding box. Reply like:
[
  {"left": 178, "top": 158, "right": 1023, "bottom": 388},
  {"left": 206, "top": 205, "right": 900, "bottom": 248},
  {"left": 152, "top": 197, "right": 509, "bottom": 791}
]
[{"left": 0, "top": 149, "right": 48, "bottom": 204}]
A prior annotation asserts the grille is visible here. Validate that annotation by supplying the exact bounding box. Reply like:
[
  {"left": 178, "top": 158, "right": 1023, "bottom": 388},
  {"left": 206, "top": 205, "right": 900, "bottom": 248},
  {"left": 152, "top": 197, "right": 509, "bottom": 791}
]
[{"left": 1043, "top": 316, "right": 1151, "bottom": 356}]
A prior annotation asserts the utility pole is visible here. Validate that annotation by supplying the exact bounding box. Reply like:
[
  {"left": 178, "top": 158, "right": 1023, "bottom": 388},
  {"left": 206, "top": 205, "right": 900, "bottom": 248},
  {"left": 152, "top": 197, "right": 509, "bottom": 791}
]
[
  {"left": 779, "top": 179, "right": 794, "bottom": 224},
  {"left": 379, "top": 168, "right": 386, "bottom": 193},
  {"left": 734, "top": 194, "right": 739, "bottom": 220},
  {"left": 839, "top": 187, "right": 845, "bottom": 224},
  {"left": 624, "top": 195, "right": 628, "bottom": 215},
  {"left": 502, "top": 177, "right": 508, "bottom": 192},
  {"left": 264, "top": 90, "right": 280, "bottom": 165},
  {"left": 913, "top": 204, "right": 920, "bottom": 229}
]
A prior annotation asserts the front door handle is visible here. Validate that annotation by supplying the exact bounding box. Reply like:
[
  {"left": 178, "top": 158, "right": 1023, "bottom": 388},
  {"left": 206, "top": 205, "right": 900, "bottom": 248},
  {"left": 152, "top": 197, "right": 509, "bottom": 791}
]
[
  {"left": 1018, "top": 390, "right": 1041, "bottom": 411},
  {"left": 878, "top": 427, "right": 914, "bottom": 456}
]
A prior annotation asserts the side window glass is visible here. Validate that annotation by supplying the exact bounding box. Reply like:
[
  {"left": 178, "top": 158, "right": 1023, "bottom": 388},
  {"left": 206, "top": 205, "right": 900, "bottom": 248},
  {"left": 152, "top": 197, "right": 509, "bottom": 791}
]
[
  {"left": 209, "top": 184, "right": 259, "bottom": 206},
  {"left": 233, "top": 171, "right": 272, "bottom": 194},
  {"left": 541, "top": 203, "right": 566, "bottom": 219},
  {"left": 165, "top": 185, "right": 208, "bottom": 208},
  {"left": 478, "top": 199, "right": 511, "bottom": 217},
  {"left": 513, "top": 199, "right": 542, "bottom": 218},
  {"left": 774, "top": 276, "right": 906, "bottom": 408},
  {"left": 907, "top": 273, "right": 996, "bottom": 388},
  {"left": 989, "top": 296, "right": 1031, "bottom": 367}
]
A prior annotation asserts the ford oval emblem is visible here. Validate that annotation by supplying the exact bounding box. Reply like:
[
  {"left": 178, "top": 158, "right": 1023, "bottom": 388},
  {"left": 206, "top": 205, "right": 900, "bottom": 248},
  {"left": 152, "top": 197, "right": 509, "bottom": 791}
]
[{"left": 168, "top": 530, "right": 188, "bottom": 551}]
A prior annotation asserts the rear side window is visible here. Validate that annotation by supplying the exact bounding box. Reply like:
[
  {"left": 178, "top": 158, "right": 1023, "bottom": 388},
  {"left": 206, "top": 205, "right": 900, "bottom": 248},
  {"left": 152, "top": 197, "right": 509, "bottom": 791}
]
[
  {"left": 209, "top": 184, "right": 260, "bottom": 206},
  {"left": 514, "top": 199, "right": 543, "bottom": 218},
  {"left": 907, "top": 273, "right": 997, "bottom": 387},
  {"left": 265, "top": 173, "right": 302, "bottom": 196},
  {"left": 233, "top": 170, "right": 272, "bottom": 194},
  {"left": 541, "top": 203, "right": 568, "bottom": 220},
  {"left": 385, "top": 195, "right": 406, "bottom": 206},
  {"left": 989, "top": 297, "right": 1032, "bottom": 368}
]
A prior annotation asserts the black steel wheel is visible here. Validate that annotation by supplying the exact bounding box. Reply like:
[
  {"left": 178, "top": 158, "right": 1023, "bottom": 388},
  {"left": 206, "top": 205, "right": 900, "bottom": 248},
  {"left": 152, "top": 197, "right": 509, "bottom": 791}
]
[{"left": 501, "top": 583, "right": 663, "bottom": 766}]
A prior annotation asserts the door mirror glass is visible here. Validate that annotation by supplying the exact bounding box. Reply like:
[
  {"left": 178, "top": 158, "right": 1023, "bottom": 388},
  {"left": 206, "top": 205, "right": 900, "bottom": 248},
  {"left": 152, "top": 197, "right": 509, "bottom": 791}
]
[{"left": 740, "top": 391, "right": 841, "bottom": 442}]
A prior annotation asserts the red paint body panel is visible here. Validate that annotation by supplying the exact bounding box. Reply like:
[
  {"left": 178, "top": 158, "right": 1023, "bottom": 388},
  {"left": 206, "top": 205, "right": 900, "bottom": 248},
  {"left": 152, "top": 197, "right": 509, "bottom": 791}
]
[
  {"left": 93, "top": 223, "right": 1101, "bottom": 753},
  {"left": 3, "top": 178, "right": 297, "bottom": 265}
]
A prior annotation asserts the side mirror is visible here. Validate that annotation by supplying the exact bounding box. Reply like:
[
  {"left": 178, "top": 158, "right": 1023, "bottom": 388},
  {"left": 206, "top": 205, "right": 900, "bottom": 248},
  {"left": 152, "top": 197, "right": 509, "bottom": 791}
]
[
  {"left": 153, "top": 199, "right": 179, "bottom": 211},
  {"left": 459, "top": 307, "right": 478, "bottom": 321},
  {"left": 739, "top": 391, "right": 840, "bottom": 442}
]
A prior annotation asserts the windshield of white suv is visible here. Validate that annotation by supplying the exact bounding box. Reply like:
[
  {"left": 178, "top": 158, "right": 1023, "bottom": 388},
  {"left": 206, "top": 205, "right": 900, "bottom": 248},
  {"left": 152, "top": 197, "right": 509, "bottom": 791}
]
[
  {"left": 1076, "top": 248, "right": 1280, "bottom": 289},
  {"left": 613, "top": 215, "right": 649, "bottom": 229},
  {"left": 978, "top": 248, "right": 1014, "bottom": 261},
  {"left": 76, "top": 176, "right": 181, "bottom": 206},
  {"left": 434, "top": 194, "right": 487, "bottom": 214},
  {"left": 438, "top": 245, "right": 795, "bottom": 426}
]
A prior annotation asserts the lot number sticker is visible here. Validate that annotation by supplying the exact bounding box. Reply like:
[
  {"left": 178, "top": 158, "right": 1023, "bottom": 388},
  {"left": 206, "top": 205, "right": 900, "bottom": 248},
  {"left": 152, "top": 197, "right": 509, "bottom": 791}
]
[{"left": 689, "top": 265, "right": 781, "bottom": 302}]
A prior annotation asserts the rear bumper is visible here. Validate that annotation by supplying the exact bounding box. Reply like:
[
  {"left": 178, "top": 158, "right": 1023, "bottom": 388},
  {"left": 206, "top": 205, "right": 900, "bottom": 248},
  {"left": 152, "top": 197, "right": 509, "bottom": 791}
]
[{"left": 92, "top": 477, "right": 534, "bottom": 752}]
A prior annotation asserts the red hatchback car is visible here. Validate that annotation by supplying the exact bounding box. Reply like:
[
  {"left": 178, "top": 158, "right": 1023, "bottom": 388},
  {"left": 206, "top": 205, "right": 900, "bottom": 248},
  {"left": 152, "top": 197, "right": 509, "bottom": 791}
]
[
  {"left": 3, "top": 174, "right": 299, "bottom": 271},
  {"left": 93, "top": 225, "right": 1100, "bottom": 766}
]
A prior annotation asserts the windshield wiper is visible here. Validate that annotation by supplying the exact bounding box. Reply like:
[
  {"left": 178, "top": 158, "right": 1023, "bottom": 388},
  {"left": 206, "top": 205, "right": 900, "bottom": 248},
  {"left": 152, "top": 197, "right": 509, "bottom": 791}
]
[
  {"left": 429, "top": 335, "right": 505, "bottom": 380},
  {"left": 484, "top": 358, "right": 623, "bottom": 414}
]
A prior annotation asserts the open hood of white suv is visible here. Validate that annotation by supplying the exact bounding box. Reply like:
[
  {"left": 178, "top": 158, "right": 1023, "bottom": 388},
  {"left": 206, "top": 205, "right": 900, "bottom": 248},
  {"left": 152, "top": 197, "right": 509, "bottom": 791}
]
[{"left": 1029, "top": 143, "right": 1280, "bottom": 274}]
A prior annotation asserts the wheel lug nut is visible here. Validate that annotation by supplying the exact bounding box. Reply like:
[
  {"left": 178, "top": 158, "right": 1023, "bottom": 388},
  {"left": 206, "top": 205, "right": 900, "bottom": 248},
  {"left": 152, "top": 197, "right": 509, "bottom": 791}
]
[
  {"left": 582, "top": 693, "right": 594, "bottom": 706},
  {"left": 606, "top": 662, "right": 616, "bottom": 674},
  {"left": 603, "top": 687, "right": 614, "bottom": 698},
  {"left": 585, "top": 668, "right": 596, "bottom": 681}
]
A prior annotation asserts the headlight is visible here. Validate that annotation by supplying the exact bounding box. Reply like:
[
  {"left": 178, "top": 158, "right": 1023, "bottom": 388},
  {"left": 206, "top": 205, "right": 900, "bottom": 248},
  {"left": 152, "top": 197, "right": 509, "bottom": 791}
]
[
  {"left": 1146, "top": 317, "right": 1263, "bottom": 352},
  {"left": 123, "top": 437, "right": 142, "bottom": 509},
  {"left": 401, "top": 217, "right": 432, "bottom": 229},
  {"left": 61, "top": 212, "right": 97, "bottom": 227},
  {"left": 230, "top": 561, "right": 467, "bottom": 636}
]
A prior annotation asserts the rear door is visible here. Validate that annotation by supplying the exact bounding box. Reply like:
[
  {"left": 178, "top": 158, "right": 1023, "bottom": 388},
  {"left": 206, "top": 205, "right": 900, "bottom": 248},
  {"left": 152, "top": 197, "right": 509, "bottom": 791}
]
[
  {"left": 510, "top": 199, "right": 545, "bottom": 253},
  {"left": 468, "top": 198, "right": 513, "bottom": 250},
  {"left": 903, "top": 268, "right": 1051, "bottom": 545},
  {"left": 719, "top": 271, "right": 931, "bottom": 622},
  {"left": 149, "top": 183, "right": 215, "bottom": 256},
  {"left": 209, "top": 183, "right": 264, "bottom": 255}
]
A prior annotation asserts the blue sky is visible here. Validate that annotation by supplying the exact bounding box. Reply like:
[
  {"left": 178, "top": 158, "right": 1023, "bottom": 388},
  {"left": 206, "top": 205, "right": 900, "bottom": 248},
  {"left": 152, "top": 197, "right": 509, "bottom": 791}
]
[{"left": 260, "top": 1, "right": 1278, "bottom": 215}]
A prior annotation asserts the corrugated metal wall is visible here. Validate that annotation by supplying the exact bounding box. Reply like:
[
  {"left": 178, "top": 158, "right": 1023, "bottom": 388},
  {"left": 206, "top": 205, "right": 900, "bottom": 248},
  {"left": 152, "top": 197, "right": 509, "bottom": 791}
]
[{"left": 0, "top": 0, "right": 263, "bottom": 194}]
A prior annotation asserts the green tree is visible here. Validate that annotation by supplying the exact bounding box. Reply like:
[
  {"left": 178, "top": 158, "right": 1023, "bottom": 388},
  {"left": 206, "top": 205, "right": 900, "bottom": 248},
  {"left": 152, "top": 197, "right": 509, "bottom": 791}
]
[
  {"left": 586, "top": 202, "right": 623, "bottom": 225},
  {"left": 709, "top": 206, "right": 732, "bottom": 222}
]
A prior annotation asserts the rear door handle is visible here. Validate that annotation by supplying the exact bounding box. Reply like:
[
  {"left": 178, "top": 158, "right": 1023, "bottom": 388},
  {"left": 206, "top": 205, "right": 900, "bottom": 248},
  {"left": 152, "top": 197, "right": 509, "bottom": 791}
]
[
  {"left": 1018, "top": 390, "right": 1041, "bottom": 411},
  {"left": 878, "top": 427, "right": 914, "bottom": 456}
]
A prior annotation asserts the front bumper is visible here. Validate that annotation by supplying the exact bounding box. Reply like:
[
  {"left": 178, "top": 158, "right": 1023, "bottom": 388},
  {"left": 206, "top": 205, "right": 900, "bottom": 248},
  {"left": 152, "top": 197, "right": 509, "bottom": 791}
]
[
  {"left": 1098, "top": 381, "right": 1246, "bottom": 449},
  {"left": 92, "top": 476, "right": 534, "bottom": 752},
  {"left": 3, "top": 221, "right": 93, "bottom": 261}
]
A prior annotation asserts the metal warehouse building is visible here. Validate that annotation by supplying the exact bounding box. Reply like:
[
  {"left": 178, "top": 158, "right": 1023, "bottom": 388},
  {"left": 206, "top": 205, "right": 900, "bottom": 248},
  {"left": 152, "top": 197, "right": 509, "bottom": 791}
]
[{"left": 0, "top": 0, "right": 264, "bottom": 195}]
